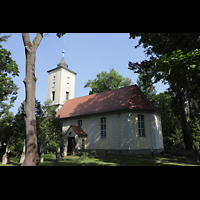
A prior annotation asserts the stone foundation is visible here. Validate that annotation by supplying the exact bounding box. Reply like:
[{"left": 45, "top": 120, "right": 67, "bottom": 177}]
[{"left": 80, "top": 148, "right": 164, "bottom": 154}]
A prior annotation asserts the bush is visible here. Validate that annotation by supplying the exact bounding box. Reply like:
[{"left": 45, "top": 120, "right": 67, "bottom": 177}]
[
  {"left": 80, "top": 150, "right": 98, "bottom": 160},
  {"left": 81, "top": 152, "right": 89, "bottom": 160},
  {"left": 89, "top": 150, "right": 97, "bottom": 158},
  {"left": 173, "top": 139, "right": 185, "bottom": 150}
]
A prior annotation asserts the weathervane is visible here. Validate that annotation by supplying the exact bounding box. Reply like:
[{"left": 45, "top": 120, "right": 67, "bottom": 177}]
[{"left": 62, "top": 39, "right": 65, "bottom": 57}]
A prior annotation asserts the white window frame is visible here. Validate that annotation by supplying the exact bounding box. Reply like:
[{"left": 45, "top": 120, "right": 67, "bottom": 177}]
[
  {"left": 100, "top": 117, "right": 106, "bottom": 138},
  {"left": 77, "top": 119, "right": 82, "bottom": 127},
  {"left": 138, "top": 115, "right": 145, "bottom": 137}
]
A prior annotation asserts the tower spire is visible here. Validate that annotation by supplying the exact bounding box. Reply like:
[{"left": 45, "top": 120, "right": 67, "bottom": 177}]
[
  {"left": 62, "top": 39, "right": 65, "bottom": 57},
  {"left": 62, "top": 50, "right": 65, "bottom": 58},
  {"left": 57, "top": 39, "right": 68, "bottom": 68}
]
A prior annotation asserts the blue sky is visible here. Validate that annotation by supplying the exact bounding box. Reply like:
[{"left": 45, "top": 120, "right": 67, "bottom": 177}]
[{"left": 2, "top": 33, "right": 168, "bottom": 115}]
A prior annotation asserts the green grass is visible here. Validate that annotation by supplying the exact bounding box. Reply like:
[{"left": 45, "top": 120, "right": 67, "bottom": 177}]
[
  {"left": 41, "top": 153, "right": 200, "bottom": 166},
  {"left": 41, "top": 154, "right": 117, "bottom": 166},
  {"left": 1, "top": 151, "right": 200, "bottom": 166}
]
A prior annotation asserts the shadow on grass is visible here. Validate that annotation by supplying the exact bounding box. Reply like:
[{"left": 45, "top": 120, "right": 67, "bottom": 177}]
[
  {"left": 41, "top": 154, "right": 199, "bottom": 166},
  {"left": 1, "top": 151, "right": 199, "bottom": 166}
]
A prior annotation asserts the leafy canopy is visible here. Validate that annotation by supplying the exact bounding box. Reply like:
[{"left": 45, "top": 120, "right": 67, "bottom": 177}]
[
  {"left": 0, "top": 34, "right": 19, "bottom": 116},
  {"left": 84, "top": 68, "right": 133, "bottom": 94},
  {"left": 152, "top": 49, "right": 200, "bottom": 95}
]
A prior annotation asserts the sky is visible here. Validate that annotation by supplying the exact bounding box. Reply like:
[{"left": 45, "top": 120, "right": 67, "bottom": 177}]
[{"left": 1, "top": 33, "right": 169, "bottom": 115}]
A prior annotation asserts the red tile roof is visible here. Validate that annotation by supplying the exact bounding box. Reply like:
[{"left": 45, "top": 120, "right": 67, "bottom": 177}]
[
  {"left": 69, "top": 125, "right": 87, "bottom": 137},
  {"left": 56, "top": 85, "right": 158, "bottom": 119}
]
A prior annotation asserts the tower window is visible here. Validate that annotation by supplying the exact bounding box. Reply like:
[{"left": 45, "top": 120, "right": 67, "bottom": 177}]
[
  {"left": 66, "top": 92, "right": 69, "bottom": 100},
  {"left": 52, "top": 91, "right": 55, "bottom": 101},
  {"left": 52, "top": 82, "right": 55, "bottom": 88},
  {"left": 53, "top": 76, "right": 56, "bottom": 80},
  {"left": 78, "top": 120, "right": 82, "bottom": 127}
]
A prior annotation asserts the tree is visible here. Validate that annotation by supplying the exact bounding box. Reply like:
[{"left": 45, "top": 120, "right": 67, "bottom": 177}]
[
  {"left": 136, "top": 74, "right": 157, "bottom": 104},
  {"left": 0, "top": 111, "right": 14, "bottom": 154},
  {"left": 154, "top": 92, "right": 184, "bottom": 149},
  {"left": 21, "top": 33, "right": 65, "bottom": 166},
  {"left": 152, "top": 49, "right": 200, "bottom": 150},
  {"left": 128, "top": 33, "right": 200, "bottom": 150},
  {"left": 84, "top": 68, "right": 133, "bottom": 94},
  {"left": 9, "top": 105, "right": 25, "bottom": 158},
  {"left": 0, "top": 34, "right": 19, "bottom": 117},
  {"left": 35, "top": 99, "right": 63, "bottom": 161},
  {"left": 35, "top": 99, "right": 45, "bottom": 156},
  {"left": 42, "top": 100, "right": 63, "bottom": 157}
]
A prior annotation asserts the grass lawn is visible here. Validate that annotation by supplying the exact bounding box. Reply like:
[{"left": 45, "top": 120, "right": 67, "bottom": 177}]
[
  {"left": 1, "top": 151, "right": 200, "bottom": 166},
  {"left": 41, "top": 152, "right": 200, "bottom": 166}
]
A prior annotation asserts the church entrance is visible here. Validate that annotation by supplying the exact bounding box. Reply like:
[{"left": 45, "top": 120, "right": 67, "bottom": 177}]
[{"left": 67, "top": 137, "right": 75, "bottom": 154}]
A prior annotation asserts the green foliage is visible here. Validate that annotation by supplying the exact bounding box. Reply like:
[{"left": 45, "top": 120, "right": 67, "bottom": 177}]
[
  {"left": 81, "top": 152, "right": 89, "bottom": 160},
  {"left": 129, "top": 34, "right": 200, "bottom": 97},
  {"left": 137, "top": 74, "right": 157, "bottom": 104},
  {"left": 37, "top": 99, "right": 63, "bottom": 154},
  {"left": 189, "top": 117, "right": 200, "bottom": 145},
  {"left": 84, "top": 68, "right": 133, "bottom": 94},
  {"left": 80, "top": 150, "right": 98, "bottom": 159},
  {"left": 1, "top": 99, "right": 63, "bottom": 158},
  {"left": 153, "top": 49, "right": 200, "bottom": 94},
  {"left": 129, "top": 33, "right": 200, "bottom": 150},
  {"left": 0, "top": 34, "right": 19, "bottom": 116},
  {"left": 0, "top": 105, "right": 25, "bottom": 158},
  {"left": 9, "top": 106, "right": 25, "bottom": 157},
  {"left": 0, "top": 111, "right": 15, "bottom": 154},
  {"left": 153, "top": 92, "right": 183, "bottom": 149},
  {"left": 129, "top": 33, "right": 200, "bottom": 55},
  {"left": 89, "top": 150, "right": 97, "bottom": 158}
]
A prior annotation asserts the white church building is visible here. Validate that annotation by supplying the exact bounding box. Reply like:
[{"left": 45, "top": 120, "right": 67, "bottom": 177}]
[{"left": 47, "top": 51, "right": 164, "bottom": 154}]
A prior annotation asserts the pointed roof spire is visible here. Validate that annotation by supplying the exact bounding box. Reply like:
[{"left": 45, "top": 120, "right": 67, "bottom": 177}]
[
  {"left": 48, "top": 40, "right": 76, "bottom": 75},
  {"left": 57, "top": 48, "right": 68, "bottom": 68}
]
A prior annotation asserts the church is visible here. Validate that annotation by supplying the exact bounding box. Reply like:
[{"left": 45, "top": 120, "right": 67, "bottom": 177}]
[{"left": 46, "top": 51, "right": 164, "bottom": 154}]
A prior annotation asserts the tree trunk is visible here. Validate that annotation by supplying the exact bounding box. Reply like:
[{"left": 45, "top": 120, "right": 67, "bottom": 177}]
[
  {"left": 21, "top": 33, "right": 43, "bottom": 166},
  {"left": 177, "top": 91, "right": 193, "bottom": 150}
]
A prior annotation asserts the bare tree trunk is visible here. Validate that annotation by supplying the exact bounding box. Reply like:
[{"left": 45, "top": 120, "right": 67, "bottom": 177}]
[
  {"left": 21, "top": 33, "right": 43, "bottom": 166},
  {"left": 177, "top": 91, "right": 193, "bottom": 150}
]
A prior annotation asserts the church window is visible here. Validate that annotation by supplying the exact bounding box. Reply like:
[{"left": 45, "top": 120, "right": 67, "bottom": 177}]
[
  {"left": 53, "top": 76, "right": 55, "bottom": 80},
  {"left": 78, "top": 120, "right": 82, "bottom": 127},
  {"left": 66, "top": 92, "right": 69, "bottom": 100},
  {"left": 52, "top": 82, "right": 55, "bottom": 88},
  {"left": 138, "top": 115, "right": 145, "bottom": 136},
  {"left": 52, "top": 91, "right": 55, "bottom": 101},
  {"left": 82, "top": 139, "right": 85, "bottom": 150},
  {"left": 100, "top": 117, "right": 106, "bottom": 138}
]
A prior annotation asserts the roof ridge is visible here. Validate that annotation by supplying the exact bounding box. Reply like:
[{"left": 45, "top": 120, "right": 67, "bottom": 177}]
[
  {"left": 56, "top": 84, "right": 160, "bottom": 119},
  {"left": 70, "top": 85, "right": 136, "bottom": 101}
]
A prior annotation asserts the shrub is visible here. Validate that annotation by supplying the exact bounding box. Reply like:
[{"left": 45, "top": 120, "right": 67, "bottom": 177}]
[
  {"left": 89, "top": 150, "right": 97, "bottom": 158},
  {"left": 81, "top": 152, "right": 89, "bottom": 160}
]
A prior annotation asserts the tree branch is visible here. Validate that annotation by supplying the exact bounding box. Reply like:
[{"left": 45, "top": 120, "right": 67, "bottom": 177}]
[
  {"left": 33, "top": 33, "right": 43, "bottom": 49},
  {"left": 22, "top": 33, "right": 32, "bottom": 52},
  {"left": 22, "top": 33, "right": 31, "bottom": 47}
]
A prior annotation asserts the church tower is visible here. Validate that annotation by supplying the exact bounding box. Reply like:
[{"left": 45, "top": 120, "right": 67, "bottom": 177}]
[{"left": 46, "top": 50, "right": 77, "bottom": 110}]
